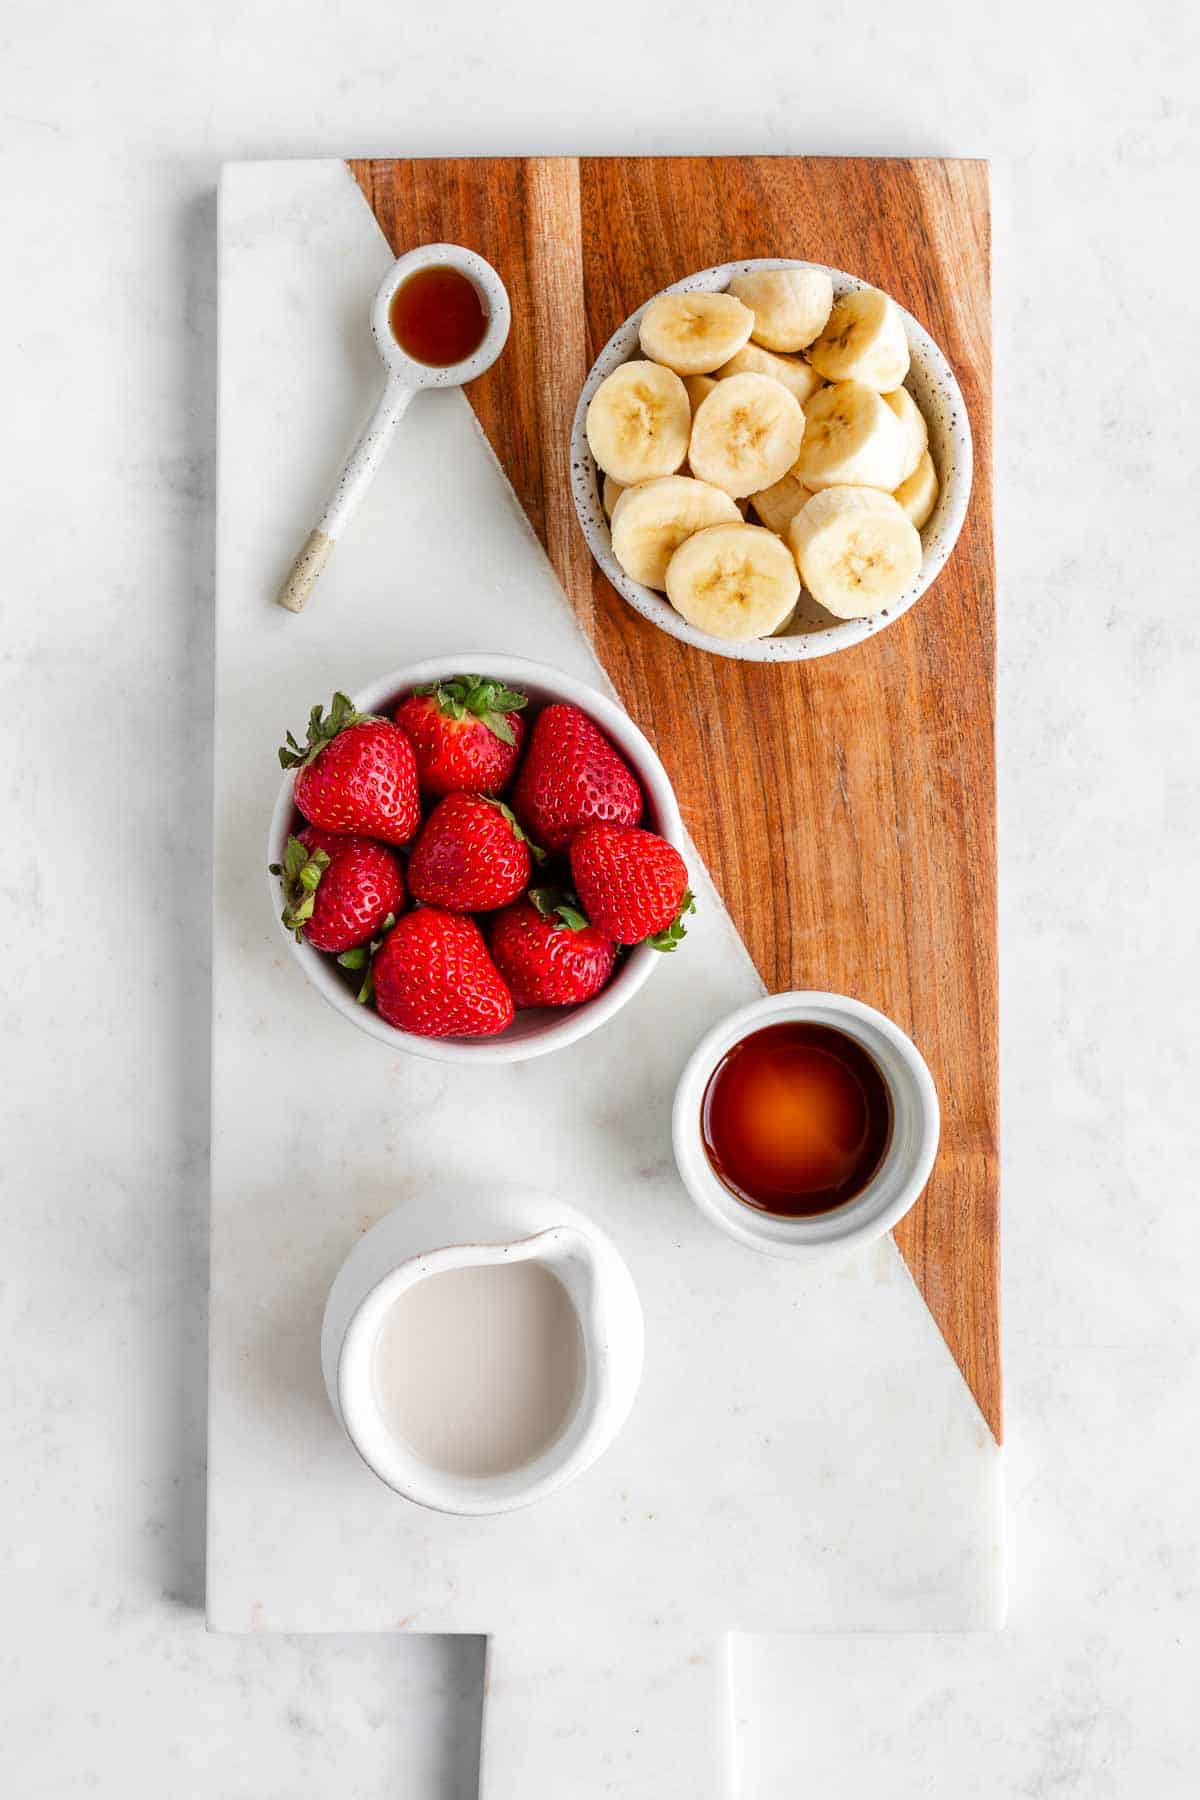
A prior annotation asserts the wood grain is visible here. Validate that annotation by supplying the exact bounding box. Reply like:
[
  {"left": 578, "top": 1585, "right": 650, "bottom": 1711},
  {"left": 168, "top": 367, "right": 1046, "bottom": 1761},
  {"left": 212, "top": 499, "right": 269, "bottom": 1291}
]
[{"left": 349, "top": 156, "right": 999, "bottom": 1440}]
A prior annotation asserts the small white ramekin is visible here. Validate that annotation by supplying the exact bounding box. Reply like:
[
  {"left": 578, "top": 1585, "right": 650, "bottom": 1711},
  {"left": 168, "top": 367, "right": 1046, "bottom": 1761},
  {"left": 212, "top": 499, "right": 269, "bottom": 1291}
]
[
  {"left": 267, "top": 654, "right": 684, "bottom": 1065},
  {"left": 672, "top": 992, "right": 940, "bottom": 1257}
]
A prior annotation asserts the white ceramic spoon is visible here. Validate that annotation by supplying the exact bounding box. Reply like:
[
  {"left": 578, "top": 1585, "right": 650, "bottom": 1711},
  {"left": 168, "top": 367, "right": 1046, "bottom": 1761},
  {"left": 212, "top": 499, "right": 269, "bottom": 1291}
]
[{"left": 275, "top": 242, "right": 510, "bottom": 611}]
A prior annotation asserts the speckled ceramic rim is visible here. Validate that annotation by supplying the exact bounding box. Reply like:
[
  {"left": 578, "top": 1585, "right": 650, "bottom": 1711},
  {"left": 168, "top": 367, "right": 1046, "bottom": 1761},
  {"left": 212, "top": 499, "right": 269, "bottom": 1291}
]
[
  {"left": 266, "top": 654, "right": 684, "bottom": 1066},
  {"left": 369, "top": 243, "right": 511, "bottom": 387},
  {"left": 672, "top": 992, "right": 940, "bottom": 1256},
  {"left": 570, "top": 259, "right": 973, "bottom": 663}
]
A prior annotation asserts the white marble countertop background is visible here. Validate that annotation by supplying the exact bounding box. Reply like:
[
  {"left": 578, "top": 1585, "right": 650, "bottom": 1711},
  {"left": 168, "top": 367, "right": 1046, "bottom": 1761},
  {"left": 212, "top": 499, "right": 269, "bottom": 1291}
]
[{"left": 2, "top": 3, "right": 1196, "bottom": 1794}]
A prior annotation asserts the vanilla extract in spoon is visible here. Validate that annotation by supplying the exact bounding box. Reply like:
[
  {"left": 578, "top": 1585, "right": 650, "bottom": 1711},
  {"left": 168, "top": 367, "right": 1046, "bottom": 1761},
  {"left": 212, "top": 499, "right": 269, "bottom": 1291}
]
[{"left": 389, "top": 263, "right": 489, "bottom": 367}]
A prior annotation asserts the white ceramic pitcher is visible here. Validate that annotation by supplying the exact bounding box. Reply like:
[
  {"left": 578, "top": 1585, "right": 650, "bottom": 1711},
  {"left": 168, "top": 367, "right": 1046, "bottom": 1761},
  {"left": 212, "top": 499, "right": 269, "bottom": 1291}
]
[{"left": 321, "top": 1189, "right": 644, "bottom": 1515}]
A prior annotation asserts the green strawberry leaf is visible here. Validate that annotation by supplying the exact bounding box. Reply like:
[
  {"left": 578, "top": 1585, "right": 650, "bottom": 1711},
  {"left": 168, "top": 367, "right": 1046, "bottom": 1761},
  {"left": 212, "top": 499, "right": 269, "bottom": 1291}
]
[
  {"left": 277, "top": 692, "right": 383, "bottom": 770},
  {"left": 337, "top": 913, "right": 397, "bottom": 1005},
  {"left": 528, "top": 886, "right": 591, "bottom": 933},
  {"left": 273, "top": 837, "right": 331, "bottom": 940},
  {"left": 481, "top": 710, "right": 516, "bottom": 747},
  {"left": 484, "top": 798, "right": 546, "bottom": 862},
  {"left": 646, "top": 889, "right": 695, "bottom": 953},
  {"left": 471, "top": 682, "right": 527, "bottom": 719},
  {"left": 282, "top": 835, "right": 308, "bottom": 881},
  {"left": 416, "top": 674, "right": 528, "bottom": 744}
]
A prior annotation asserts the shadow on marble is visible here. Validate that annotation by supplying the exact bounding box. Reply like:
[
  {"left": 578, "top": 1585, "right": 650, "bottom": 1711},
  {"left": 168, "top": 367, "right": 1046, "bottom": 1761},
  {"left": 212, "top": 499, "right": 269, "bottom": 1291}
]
[{"left": 161, "top": 182, "right": 219, "bottom": 1612}]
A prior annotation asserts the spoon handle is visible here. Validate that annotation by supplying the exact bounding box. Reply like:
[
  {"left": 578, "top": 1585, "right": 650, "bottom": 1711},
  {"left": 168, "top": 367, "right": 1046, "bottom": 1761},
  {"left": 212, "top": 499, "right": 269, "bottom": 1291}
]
[{"left": 276, "top": 375, "right": 414, "bottom": 612}]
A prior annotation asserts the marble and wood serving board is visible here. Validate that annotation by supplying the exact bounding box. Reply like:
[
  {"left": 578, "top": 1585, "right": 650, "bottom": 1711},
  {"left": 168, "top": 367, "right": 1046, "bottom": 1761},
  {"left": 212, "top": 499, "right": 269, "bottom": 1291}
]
[{"left": 210, "top": 157, "right": 998, "bottom": 1796}]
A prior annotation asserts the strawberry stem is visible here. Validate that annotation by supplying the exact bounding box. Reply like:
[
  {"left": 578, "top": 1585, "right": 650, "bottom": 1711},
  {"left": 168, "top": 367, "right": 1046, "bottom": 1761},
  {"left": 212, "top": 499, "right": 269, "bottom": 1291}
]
[
  {"left": 336, "top": 913, "right": 397, "bottom": 1004},
  {"left": 646, "top": 889, "right": 695, "bottom": 953},
  {"left": 484, "top": 797, "right": 547, "bottom": 862},
  {"left": 529, "top": 886, "right": 591, "bottom": 932},
  {"left": 270, "top": 835, "right": 331, "bottom": 940},
  {"left": 278, "top": 691, "right": 382, "bottom": 770},
  {"left": 413, "top": 674, "right": 528, "bottom": 746}
]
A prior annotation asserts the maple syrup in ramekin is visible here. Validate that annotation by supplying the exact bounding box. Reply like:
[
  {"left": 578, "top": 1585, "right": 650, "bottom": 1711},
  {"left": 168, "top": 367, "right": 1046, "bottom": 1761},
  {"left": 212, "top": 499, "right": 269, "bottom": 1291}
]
[
  {"left": 389, "top": 264, "right": 489, "bottom": 367},
  {"left": 701, "top": 1022, "right": 892, "bottom": 1217}
]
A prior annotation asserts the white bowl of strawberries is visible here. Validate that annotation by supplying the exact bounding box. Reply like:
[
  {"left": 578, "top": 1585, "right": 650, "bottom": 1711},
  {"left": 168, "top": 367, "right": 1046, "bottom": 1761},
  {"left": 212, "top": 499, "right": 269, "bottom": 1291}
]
[{"left": 267, "top": 655, "right": 692, "bottom": 1063}]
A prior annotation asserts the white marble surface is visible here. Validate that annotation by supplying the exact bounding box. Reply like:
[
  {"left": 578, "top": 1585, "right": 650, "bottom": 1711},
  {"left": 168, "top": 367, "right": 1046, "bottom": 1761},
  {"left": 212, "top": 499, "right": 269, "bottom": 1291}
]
[{"left": 2, "top": 3, "right": 1197, "bottom": 1795}]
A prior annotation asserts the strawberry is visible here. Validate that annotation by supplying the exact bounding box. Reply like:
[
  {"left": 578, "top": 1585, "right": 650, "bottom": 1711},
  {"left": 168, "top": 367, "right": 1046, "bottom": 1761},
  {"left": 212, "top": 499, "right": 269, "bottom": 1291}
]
[
  {"left": 280, "top": 692, "right": 420, "bottom": 845},
  {"left": 372, "top": 908, "right": 514, "bottom": 1038},
  {"left": 569, "top": 823, "right": 693, "bottom": 948},
  {"left": 271, "top": 827, "right": 405, "bottom": 954},
  {"left": 489, "top": 889, "right": 617, "bottom": 1008},
  {"left": 394, "top": 674, "right": 527, "bottom": 798},
  {"left": 407, "top": 792, "right": 539, "bottom": 912},
  {"left": 510, "top": 703, "right": 643, "bottom": 852}
]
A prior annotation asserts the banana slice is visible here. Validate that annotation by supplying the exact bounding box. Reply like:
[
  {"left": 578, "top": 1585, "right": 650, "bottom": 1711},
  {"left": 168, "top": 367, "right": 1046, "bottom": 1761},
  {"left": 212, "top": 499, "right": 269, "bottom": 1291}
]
[
  {"left": 638, "top": 291, "right": 754, "bottom": 375},
  {"left": 688, "top": 373, "right": 807, "bottom": 500},
  {"left": 893, "top": 450, "right": 939, "bottom": 529},
  {"left": 610, "top": 475, "right": 741, "bottom": 590},
  {"left": 602, "top": 474, "right": 625, "bottom": 518},
  {"left": 807, "top": 287, "right": 910, "bottom": 391},
  {"left": 715, "top": 343, "right": 824, "bottom": 406},
  {"left": 666, "top": 522, "right": 801, "bottom": 641},
  {"left": 788, "top": 487, "right": 922, "bottom": 619},
  {"left": 727, "top": 267, "right": 834, "bottom": 352},
  {"left": 749, "top": 472, "right": 812, "bottom": 536},
  {"left": 882, "top": 386, "right": 928, "bottom": 482},
  {"left": 794, "top": 381, "right": 906, "bottom": 493},
  {"left": 586, "top": 360, "right": 692, "bottom": 485},
  {"left": 683, "top": 374, "right": 718, "bottom": 414}
]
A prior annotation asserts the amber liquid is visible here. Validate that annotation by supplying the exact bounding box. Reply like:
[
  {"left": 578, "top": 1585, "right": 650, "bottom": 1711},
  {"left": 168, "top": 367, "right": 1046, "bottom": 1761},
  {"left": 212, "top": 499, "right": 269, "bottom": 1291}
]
[
  {"left": 701, "top": 1022, "right": 892, "bottom": 1217},
  {"left": 388, "top": 264, "right": 488, "bottom": 367}
]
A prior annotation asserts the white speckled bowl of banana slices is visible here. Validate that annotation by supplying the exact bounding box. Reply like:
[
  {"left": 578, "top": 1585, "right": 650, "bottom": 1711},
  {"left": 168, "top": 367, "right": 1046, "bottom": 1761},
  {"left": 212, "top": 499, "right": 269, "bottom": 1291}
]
[{"left": 570, "top": 259, "right": 972, "bottom": 661}]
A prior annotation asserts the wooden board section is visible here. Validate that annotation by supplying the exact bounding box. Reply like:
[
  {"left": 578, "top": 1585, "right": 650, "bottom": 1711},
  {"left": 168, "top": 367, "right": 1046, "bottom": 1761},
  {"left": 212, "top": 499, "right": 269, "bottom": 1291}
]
[{"left": 349, "top": 155, "right": 999, "bottom": 1440}]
